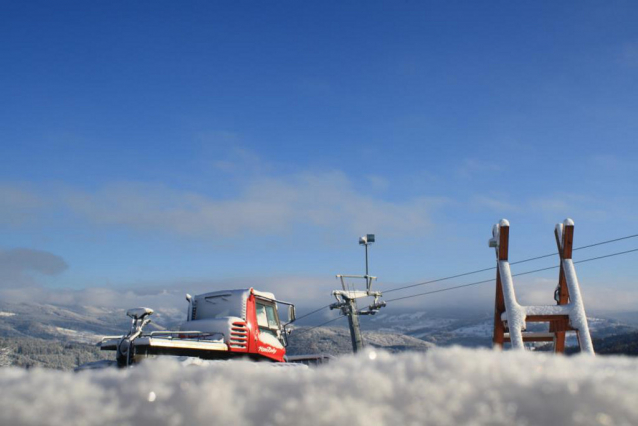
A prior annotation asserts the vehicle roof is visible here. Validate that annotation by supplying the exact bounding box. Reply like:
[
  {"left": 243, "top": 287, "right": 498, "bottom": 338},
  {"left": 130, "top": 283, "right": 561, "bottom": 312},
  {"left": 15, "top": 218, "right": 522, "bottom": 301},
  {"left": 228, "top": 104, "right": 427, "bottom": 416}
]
[{"left": 194, "top": 288, "right": 276, "bottom": 301}]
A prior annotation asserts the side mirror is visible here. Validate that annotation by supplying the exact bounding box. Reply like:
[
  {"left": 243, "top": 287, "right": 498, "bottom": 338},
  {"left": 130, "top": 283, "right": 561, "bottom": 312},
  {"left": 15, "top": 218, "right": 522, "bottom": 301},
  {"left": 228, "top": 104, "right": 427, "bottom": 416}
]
[
  {"left": 126, "top": 307, "right": 154, "bottom": 320},
  {"left": 288, "top": 305, "right": 296, "bottom": 323}
]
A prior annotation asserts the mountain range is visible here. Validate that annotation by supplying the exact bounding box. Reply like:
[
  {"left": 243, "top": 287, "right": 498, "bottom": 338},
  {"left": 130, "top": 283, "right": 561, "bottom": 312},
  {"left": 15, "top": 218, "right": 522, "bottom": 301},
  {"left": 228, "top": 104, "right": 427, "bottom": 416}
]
[{"left": 1, "top": 301, "right": 637, "bottom": 369}]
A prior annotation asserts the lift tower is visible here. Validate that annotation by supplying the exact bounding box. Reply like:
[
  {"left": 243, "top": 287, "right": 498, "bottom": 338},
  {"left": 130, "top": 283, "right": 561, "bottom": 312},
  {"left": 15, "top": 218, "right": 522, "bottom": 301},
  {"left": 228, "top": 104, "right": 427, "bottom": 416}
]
[{"left": 330, "top": 234, "right": 386, "bottom": 353}]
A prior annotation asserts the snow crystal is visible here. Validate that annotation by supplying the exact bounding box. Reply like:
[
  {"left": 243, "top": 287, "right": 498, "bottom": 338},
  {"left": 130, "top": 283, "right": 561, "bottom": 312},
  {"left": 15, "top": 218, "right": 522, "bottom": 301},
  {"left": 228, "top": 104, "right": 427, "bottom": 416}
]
[{"left": 3, "top": 348, "right": 637, "bottom": 426}]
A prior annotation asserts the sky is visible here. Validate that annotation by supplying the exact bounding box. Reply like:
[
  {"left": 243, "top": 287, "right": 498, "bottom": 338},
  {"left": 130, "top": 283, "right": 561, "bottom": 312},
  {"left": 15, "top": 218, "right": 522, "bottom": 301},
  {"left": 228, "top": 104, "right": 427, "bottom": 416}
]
[{"left": 1, "top": 1, "right": 637, "bottom": 316}]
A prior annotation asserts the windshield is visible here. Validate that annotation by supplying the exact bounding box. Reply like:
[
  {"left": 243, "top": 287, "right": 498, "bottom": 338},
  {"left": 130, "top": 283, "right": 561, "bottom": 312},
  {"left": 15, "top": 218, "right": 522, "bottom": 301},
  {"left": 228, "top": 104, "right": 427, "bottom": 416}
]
[
  {"left": 193, "top": 293, "right": 244, "bottom": 320},
  {"left": 256, "top": 300, "right": 280, "bottom": 339}
]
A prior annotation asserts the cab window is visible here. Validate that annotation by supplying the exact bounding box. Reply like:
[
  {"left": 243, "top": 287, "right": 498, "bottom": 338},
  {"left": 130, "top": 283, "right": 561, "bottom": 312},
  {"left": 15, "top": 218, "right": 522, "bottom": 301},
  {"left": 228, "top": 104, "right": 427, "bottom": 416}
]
[{"left": 256, "top": 301, "right": 280, "bottom": 338}]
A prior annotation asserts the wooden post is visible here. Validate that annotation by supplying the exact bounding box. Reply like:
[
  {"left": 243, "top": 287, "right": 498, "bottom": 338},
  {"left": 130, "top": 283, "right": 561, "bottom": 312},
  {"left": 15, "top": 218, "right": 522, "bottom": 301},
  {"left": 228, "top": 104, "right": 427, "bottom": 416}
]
[
  {"left": 551, "top": 222, "right": 574, "bottom": 353},
  {"left": 492, "top": 223, "right": 509, "bottom": 348},
  {"left": 490, "top": 218, "right": 592, "bottom": 354}
]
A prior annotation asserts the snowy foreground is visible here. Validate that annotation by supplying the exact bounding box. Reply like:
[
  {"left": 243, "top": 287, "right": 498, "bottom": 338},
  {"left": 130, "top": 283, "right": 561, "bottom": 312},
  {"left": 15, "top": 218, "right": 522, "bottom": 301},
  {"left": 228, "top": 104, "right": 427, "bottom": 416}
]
[{"left": 1, "top": 348, "right": 638, "bottom": 426}]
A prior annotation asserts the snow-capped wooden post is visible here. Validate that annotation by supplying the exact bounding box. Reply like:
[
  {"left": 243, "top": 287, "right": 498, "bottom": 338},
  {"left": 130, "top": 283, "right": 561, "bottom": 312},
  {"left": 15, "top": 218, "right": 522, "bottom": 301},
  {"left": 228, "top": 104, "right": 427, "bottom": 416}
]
[
  {"left": 489, "top": 219, "right": 594, "bottom": 355},
  {"left": 491, "top": 219, "right": 509, "bottom": 349},
  {"left": 551, "top": 220, "right": 574, "bottom": 353}
]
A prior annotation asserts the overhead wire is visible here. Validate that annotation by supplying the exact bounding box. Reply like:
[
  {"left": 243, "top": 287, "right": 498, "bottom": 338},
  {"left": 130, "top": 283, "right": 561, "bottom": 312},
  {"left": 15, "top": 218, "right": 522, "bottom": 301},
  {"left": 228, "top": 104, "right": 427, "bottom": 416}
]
[
  {"left": 385, "top": 247, "right": 638, "bottom": 303},
  {"left": 384, "top": 232, "right": 638, "bottom": 294},
  {"left": 294, "top": 315, "right": 345, "bottom": 335},
  {"left": 290, "top": 232, "right": 638, "bottom": 325},
  {"left": 293, "top": 304, "right": 333, "bottom": 323}
]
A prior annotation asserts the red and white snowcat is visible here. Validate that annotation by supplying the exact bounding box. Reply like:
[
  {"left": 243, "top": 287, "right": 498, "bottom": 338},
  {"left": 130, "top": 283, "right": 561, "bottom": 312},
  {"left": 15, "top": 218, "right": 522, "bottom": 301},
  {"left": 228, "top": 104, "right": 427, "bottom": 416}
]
[{"left": 100, "top": 288, "right": 296, "bottom": 367}]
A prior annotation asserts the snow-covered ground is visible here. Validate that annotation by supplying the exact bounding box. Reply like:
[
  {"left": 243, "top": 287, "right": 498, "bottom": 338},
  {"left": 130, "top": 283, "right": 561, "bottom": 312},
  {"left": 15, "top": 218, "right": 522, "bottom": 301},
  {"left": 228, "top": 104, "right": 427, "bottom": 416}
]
[
  {"left": 2, "top": 347, "right": 638, "bottom": 425},
  {"left": 42, "top": 325, "right": 104, "bottom": 344}
]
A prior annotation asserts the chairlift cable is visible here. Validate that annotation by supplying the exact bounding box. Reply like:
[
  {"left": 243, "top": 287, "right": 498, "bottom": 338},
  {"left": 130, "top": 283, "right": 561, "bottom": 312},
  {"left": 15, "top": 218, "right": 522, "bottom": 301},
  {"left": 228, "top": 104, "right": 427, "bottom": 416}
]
[
  {"left": 384, "top": 232, "right": 638, "bottom": 294},
  {"left": 385, "top": 247, "right": 638, "bottom": 303},
  {"left": 294, "top": 315, "right": 345, "bottom": 335},
  {"left": 292, "top": 233, "right": 638, "bottom": 323}
]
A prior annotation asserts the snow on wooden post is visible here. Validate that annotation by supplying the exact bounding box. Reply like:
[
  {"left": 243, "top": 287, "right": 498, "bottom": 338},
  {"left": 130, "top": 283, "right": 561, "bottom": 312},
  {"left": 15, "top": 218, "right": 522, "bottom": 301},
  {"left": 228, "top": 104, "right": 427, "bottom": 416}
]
[
  {"left": 556, "top": 219, "right": 594, "bottom": 354},
  {"left": 491, "top": 219, "right": 509, "bottom": 349},
  {"left": 551, "top": 220, "right": 574, "bottom": 352},
  {"left": 489, "top": 218, "right": 595, "bottom": 355}
]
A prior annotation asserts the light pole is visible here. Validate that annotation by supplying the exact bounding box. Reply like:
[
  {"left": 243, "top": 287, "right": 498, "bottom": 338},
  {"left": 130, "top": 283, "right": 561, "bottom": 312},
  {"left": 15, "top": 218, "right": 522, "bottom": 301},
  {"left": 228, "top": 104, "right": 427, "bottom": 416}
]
[{"left": 331, "top": 234, "right": 385, "bottom": 353}]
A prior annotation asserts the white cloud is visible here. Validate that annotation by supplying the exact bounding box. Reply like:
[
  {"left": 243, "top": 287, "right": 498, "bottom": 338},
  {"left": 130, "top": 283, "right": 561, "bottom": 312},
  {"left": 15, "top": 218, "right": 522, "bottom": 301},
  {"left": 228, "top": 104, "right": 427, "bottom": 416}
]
[
  {"left": 0, "top": 274, "right": 336, "bottom": 313},
  {"left": 0, "top": 184, "right": 43, "bottom": 226},
  {"left": 0, "top": 170, "right": 446, "bottom": 238},
  {"left": 365, "top": 175, "right": 390, "bottom": 191},
  {"left": 527, "top": 193, "right": 610, "bottom": 222},
  {"left": 2, "top": 348, "right": 638, "bottom": 425},
  {"left": 471, "top": 195, "right": 519, "bottom": 212}
]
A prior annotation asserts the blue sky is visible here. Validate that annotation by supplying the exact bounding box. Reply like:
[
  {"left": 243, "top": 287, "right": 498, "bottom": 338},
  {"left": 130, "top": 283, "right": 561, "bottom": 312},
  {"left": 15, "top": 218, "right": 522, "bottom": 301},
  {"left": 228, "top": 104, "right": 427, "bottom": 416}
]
[{"left": 1, "top": 1, "right": 637, "bottom": 313}]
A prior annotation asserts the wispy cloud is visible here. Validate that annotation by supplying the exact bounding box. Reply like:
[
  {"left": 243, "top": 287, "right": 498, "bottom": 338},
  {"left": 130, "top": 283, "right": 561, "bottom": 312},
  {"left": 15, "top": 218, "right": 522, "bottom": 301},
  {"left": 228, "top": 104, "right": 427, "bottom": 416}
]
[
  {"left": 528, "top": 193, "right": 610, "bottom": 222},
  {"left": 470, "top": 195, "right": 519, "bottom": 213},
  {"left": 0, "top": 184, "right": 43, "bottom": 226},
  {"left": 0, "top": 274, "right": 336, "bottom": 312},
  {"left": 366, "top": 175, "right": 390, "bottom": 192},
  {"left": 0, "top": 170, "right": 447, "bottom": 239},
  {"left": 455, "top": 159, "right": 502, "bottom": 179},
  {"left": 0, "top": 248, "right": 68, "bottom": 288},
  {"left": 516, "top": 276, "right": 638, "bottom": 313}
]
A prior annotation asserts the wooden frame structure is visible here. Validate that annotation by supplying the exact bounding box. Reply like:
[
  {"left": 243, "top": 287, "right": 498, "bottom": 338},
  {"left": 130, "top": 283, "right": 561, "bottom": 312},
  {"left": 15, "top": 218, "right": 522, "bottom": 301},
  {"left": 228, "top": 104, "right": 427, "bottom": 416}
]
[{"left": 490, "top": 219, "right": 594, "bottom": 354}]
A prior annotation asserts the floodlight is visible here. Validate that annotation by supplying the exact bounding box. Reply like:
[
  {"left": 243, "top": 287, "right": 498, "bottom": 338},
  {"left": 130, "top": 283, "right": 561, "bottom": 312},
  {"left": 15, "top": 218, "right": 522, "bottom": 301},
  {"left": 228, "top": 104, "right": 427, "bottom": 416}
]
[{"left": 359, "top": 234, "right": 375, "bottom": 245}]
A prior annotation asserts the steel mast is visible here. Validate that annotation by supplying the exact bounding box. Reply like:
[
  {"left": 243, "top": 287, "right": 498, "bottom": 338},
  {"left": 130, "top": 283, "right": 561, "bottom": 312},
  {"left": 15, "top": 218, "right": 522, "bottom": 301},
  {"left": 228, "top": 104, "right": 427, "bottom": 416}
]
[{"left": 330, "top": 234, "right": 386, "bottom": 353}]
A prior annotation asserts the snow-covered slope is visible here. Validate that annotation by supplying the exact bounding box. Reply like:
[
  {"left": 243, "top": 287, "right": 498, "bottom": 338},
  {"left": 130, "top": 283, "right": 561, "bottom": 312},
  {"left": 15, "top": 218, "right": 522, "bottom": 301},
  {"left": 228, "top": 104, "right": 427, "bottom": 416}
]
[
  {"left": 362, "top": 309, "right": 638, "bottom": 347},
  {"left": 287, "top": 327, "right": 433, "bottom": 356},
  {"left": 2, "top": 348, "right": 638, "bottom": 425},
  {"left": 0, "top": 301, "right": 183, "bottom": 343}
]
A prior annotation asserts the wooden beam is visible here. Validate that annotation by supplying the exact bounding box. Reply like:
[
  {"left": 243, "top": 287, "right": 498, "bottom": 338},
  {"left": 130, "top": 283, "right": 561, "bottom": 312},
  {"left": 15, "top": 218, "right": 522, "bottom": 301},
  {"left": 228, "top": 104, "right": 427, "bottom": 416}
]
[
  {"left": 493, "top": 270, "right": 505, "bottom": 348},
  {"left": 552, "top": 221, "right": 574, "bottom": 353},
  {"left": 526, "top": 314, "right": 570, "bottom": 323},
  {"left": 563, "top": 224, "right": 574, "bottom": 260},
  {"left": 505, "top": 336, "right": 555, "bottom": 343},
  {"left": 493, "top": 222, "right": 509, "bottom": 348},
  {"left": 498, "top": 224, "right": 509, "bottom": 261}
]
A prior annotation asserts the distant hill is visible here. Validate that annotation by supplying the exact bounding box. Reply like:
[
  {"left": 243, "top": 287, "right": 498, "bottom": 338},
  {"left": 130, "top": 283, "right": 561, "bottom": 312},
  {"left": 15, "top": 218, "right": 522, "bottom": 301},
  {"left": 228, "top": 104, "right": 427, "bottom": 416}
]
[
  {"left": 589, "top": 331, "right": 638, "bottom": 356},
  {"left": 2, "top": 300, "right": 638, "bottom": 370},
  {"left": 0, "top": 301, "right": 180, "bottom": 343},
  {"left": 287, "top": 327, "right": 433, "bottom": 356},
  {"left": 0, "top": 337, "right": 113, "bottom": 370}
]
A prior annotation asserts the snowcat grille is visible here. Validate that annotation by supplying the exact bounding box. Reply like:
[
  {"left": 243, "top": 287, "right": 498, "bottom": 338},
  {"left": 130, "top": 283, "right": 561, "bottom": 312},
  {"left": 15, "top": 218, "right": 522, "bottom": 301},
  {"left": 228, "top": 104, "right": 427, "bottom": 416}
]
[
  {"left": 229, "top": 322, "right": 248, "bottom": 349},
  {"left": 191, "top": 301, "right": 197, "bottom": 320}
]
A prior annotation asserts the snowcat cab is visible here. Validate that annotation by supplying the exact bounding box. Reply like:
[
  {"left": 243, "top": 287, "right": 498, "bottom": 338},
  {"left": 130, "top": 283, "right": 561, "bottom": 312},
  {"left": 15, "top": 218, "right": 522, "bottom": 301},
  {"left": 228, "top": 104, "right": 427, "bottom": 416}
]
[{"left": 100, "top": 288, "right": 296, "bottom": 367}]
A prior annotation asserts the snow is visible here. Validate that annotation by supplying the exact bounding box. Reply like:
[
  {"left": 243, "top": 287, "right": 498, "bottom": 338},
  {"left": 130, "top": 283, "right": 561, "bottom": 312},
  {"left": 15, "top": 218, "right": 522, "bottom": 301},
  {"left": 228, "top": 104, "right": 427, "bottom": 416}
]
[
  {"left": 492, "top": 219, "right": 594, "bottom": 354},
  {"left": 127, "top": 307, "right": 154, "bottom": 318},
  {"left": 2, "top": 348, "right": 638, "bottom": 425},
  {"left": 498, "top": 261, "right": 525, "bottom": 350},
  {"left": 40, "top": 325, "right": 103, "bottom": 344},
  {"left": 556, "top": 223, "right": 565, "bottom": 248},
  {"left": 563, "top": 259, "right": 594, "bottom": 354},
  {"left": 259, "top": 331, "right": 284, "bottom": 348}
]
